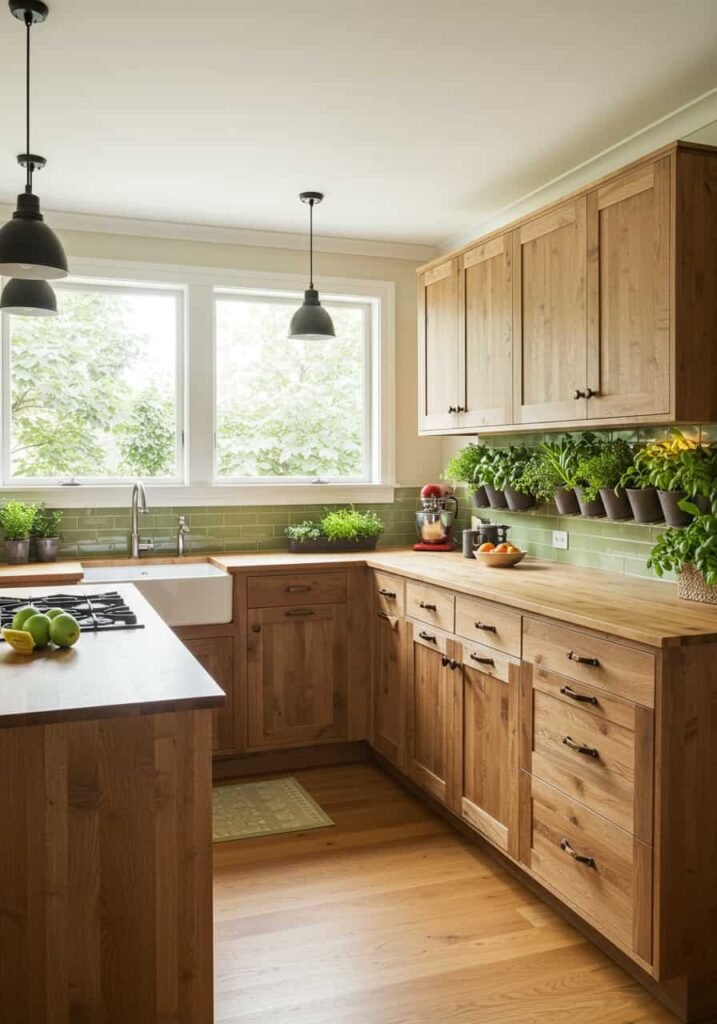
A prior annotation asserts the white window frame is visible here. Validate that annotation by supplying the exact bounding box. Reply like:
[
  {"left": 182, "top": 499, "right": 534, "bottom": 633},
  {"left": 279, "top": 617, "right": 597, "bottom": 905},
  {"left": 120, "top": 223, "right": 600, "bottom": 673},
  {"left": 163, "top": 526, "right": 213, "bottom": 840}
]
[{"left": 0, "top": 256, "right": 396, "bottom": 507}]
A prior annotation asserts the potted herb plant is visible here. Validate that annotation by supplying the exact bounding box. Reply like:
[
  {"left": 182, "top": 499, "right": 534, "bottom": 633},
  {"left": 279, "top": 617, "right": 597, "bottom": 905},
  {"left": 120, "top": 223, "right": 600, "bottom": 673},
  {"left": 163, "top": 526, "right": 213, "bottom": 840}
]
[
  {"left": 32, "top": 504, "right": 63, "bottom": 562},
  {"left": 444, "top": 443, "right": 491, "bottom": 508},
  {"left": 534, "top": 433, "right": 603, "bottom": 515},
  {"left": 478, "top": 448, "right": 508, "bottom": 509},
  {"left": 648, "top": 502, "right": 717, "bottom": 603},
  {"left": 619, "top": 446, "right": 664, "bottom": 524},
  {"left": 0, "top": 500, "right": 37, "bottom": 564},
  {"left": 495, "top": 446, "right": 537, "bottom": 511},
  {"left": 575, "top": 438, "right": 634, "bottom": 521},
  {"left": 638, "top": 431, "right": 715, "bottom": 527},
  {"left": 285, "top": 507, "right": 384, "bottom": 553}
]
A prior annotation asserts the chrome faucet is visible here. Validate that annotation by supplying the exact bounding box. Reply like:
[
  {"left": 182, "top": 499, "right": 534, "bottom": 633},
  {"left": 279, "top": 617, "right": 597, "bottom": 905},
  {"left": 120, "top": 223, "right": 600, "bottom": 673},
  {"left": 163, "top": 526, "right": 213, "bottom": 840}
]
[
  {"left": 130, "top": 481, "right": 153, "bottom": 558},
  {"left": 176, "top": 515, "right": 190, "bottom": 556}
]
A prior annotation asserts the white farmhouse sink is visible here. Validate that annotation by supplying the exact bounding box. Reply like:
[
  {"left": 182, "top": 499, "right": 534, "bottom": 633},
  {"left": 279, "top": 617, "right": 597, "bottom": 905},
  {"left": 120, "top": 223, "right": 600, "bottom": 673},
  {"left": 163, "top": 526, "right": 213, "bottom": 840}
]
[{"left": 81, "top": 562, "right": 233, "bottom": 627}]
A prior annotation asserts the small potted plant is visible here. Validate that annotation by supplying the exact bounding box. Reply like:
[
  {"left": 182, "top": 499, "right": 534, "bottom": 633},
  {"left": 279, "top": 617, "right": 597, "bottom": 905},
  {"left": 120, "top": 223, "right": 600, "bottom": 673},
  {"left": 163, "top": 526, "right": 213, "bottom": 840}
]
[
  {"left": 575, "top": 438, "right": 634, "bottom": 521},
  {"left": 285, "top": 507, "right": 384, "bottom": 553},
  {"left": 32, "top": 504, "right": 63, "bottom": 562},
  {"left": 494, "top": 446, "right": 537, "bottom": 511},
  {"left": 619, "top": 446, "right": 664, "bottom": 524},
  {"left": 0, "top": 500, "right": 37, "bottom": 564},
  {"left": 533, "top": 433, "right": 602, "bottom": 515},
  {"left": 478, "top": 448, "right": 509, "bottom": 509},
  {"left": 639, "top": 431, "right": 715, "bottom": 527},
  {"left": 444, "top": 443, "right": 491, "bottom": 508},
  {"left": 648, "top": 502, "right": 717, "bottom": 603}
]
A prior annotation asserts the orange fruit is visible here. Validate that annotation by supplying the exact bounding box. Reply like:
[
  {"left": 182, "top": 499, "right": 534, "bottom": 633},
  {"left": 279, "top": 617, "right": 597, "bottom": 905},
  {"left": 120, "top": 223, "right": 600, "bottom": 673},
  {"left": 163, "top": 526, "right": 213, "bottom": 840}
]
[
  {"left": 477, "top": 542, "right": 495, "bottom": 552},
  {"left": 506, "top": 543, "right": 520, "bottom": 553},
  {"left": 494, "top": 542, "right": 510, "bottom": 553}
]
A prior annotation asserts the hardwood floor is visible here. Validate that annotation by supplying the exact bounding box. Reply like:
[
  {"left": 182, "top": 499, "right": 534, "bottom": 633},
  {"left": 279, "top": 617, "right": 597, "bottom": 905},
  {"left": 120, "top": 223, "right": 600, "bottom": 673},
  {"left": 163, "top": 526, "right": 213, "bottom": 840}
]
[{"left": 213, "top": 762, "right": 676, "bottom": 1024}]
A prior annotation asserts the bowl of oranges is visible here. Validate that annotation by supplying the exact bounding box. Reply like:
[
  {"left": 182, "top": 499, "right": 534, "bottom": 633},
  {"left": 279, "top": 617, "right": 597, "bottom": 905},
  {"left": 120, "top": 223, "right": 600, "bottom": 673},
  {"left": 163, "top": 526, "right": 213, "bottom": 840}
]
[{"left": 474, "top": 541, "right": 525, "bottom": 568}]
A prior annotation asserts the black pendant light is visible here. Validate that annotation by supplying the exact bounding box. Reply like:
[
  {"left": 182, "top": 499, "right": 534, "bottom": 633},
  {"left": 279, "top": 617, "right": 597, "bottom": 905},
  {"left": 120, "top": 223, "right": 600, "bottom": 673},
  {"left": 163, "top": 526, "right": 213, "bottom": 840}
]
[
  {"left": 0, "top": 1, "right": 68, "bottom": 282},
  {"left": 0, "top": 276, "right": 56, "bottom": 316},
  {"left": 288, "top": 191, "right": 335, "bottom": 340}
]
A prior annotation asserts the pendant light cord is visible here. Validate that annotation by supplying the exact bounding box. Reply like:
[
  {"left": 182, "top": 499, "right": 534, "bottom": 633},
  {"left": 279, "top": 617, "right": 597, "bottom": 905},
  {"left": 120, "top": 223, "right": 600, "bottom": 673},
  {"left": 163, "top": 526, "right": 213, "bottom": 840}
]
[
  {"left": 309, "top": 198, "right": 314, "bottom": 289},
  {"left": 24, "top": 11, "right": 32, "bottom": 193}
]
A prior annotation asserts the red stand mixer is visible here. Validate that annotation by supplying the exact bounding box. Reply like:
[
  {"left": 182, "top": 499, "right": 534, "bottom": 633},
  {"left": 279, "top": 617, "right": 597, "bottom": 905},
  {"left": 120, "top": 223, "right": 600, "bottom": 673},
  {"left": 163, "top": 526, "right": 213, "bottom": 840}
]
[{"left": 413, "top": 484, "right": 458, "bottom": 551}]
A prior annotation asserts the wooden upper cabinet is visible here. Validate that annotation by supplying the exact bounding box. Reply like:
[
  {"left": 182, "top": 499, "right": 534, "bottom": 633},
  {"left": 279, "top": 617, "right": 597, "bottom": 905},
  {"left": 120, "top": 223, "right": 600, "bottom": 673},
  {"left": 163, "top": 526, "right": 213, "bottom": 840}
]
[
  {"left": 513, "top": 197, "right": 589, "bottom": 424},
  {"left": 587, "top": 157, "right": 671, "bottom": 419},
  {"left": 418, "top": 259, "right": 460, "bottom": 431},
  {"left": 458, "top": 235, "right": 513, "bottom": 428},
  {"left": 246, "top": 604, "right": 348, "bottom": 749}
]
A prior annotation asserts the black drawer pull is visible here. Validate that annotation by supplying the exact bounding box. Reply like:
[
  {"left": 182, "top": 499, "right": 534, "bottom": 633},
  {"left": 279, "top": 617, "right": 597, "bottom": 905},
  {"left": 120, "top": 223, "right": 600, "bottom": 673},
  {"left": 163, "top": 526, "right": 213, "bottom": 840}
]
[
  {"left": 560, "top": 685, "right": 598, "bottom": 706},
  {"left": 441, "top": 656, "right": 459, "bottom": 670},
  {"left": 562, "top": 735, "right": 599, "bottom": 758},
  {"left": 286, "top": 584, "right": 312, "bottom": 593},
  {"left": 419, "top": 601, "right": 437, "bottom": 611},
  {"left": 470, "top": 653, "right": 495, "bottom": 666},
  {"left": 418, "top": 631, "right": 437, "bottom": 643},
  {"left": 560, "top": 838, "right": 595, "bottom": 868},
  {"left": 567, "top": 650, "right": 600, "bottom": 667},
  {"left": 378, "top": 588, "right": 396, "bottom": 598},
  {"left": 285, "top": 609, "right": 315, "bottom": 617},
  {"left": 377, "top": 610, "right": 389, "bottom": 621},
  {"left": 475, "top": 622, "right": 497, "bottom": 633}
]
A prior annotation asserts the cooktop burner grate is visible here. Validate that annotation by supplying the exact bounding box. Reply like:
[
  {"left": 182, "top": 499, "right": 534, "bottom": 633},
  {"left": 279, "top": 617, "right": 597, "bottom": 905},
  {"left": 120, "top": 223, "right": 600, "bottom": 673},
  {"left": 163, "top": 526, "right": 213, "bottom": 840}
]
[{"left": 0, "top": 592, "right": 145, "bottom": 634}]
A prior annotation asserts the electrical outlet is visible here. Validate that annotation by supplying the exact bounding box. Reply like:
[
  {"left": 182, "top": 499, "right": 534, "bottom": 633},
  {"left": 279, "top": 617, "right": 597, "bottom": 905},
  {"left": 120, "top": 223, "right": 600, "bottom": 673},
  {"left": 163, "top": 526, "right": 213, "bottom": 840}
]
[{"left": 552, "top": 530, "right": 569, "bottom": 551}]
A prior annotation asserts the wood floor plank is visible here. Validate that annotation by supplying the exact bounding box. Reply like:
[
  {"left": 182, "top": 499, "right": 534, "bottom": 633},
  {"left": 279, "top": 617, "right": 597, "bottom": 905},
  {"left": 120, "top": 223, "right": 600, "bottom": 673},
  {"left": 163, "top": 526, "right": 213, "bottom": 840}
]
[{"left": 213, "top": 763, "right": 677, "bottom": 1024}]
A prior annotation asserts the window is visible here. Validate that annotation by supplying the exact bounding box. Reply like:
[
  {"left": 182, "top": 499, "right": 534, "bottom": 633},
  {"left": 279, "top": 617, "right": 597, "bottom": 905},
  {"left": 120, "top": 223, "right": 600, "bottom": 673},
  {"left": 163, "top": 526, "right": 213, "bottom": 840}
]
[
  {"left": 214, "top": 291, "right": 373, "bottom": 482},
  {"left": 2, "top": 280, "right": 183, "bottom": 484}
]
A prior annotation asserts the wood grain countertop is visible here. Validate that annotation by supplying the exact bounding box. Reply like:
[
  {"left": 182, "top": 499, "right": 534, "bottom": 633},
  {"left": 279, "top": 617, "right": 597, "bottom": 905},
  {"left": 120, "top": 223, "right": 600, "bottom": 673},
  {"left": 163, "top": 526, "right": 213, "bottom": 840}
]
[
  {"left": 0, "top": 560, "right": 84, "bottom": 586},
  {"left": 212, "top": 549, "right": 717, "bottom": 648},
  {"left": 0, "top": 584, "right": 225, "bottom": 728}
]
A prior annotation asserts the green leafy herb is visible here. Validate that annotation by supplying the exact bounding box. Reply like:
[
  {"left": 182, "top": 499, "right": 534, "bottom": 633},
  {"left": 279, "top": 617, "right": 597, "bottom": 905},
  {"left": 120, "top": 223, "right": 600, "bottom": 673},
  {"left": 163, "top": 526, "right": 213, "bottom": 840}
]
[
  {"left": 620, "top": 430, "right": 716, "bottom": 495},
  {"left": 0, "top": 500, "right": 37, "bottom": 541},
  {"left": 31, "top": 504, "right": 63, "bottom": 539},
  {"left": 443, "top": 443, "right": 491, "bottom": 487},
  {"left": 648, "top": 512, "right": 717, "bottom": 587},
  {"left": 285, "top": 507, "right": 384, "bottom": 544},
  {"left": 575, "top": 439, "right": 634, "bottom": 502},
  {"left": 285, "top": 520, "right": 323, "bottom": 542}
]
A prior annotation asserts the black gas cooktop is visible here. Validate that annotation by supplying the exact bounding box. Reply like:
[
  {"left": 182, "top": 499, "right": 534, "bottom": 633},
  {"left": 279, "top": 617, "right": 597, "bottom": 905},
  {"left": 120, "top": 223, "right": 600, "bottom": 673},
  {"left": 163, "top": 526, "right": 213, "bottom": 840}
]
[{"left": 0, "top": 592, "right": 145, "bottom": 634}]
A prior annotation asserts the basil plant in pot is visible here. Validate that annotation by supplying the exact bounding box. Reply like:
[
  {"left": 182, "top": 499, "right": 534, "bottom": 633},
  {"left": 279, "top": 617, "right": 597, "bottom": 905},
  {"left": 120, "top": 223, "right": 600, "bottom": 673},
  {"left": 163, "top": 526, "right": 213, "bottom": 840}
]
[
  {"left": 487, "top": 446, "right": 537, "bottom": 511},
  {"left": 523, "top": 433, "right": 603, "bottom": 515},
  {"left": 0, "top": 501, "right": 37, "bottom": 565},
  {"left": 648, "top": 499, "right": 717, "bottom": 604},
  {"left": 444, "top": 443, "right": 492, "bottom": 508},
  {"left": 574, "top": 438, "right": 635, "bottom": 521},
  {"left": 32, "top": 504, "right": 64, "bottom": 562},
  {"left": 285, "top": 507, "right": 384, "bottom": 553},
  {"left": 619, "top": 446, "right": 665, "bottom": 524}
]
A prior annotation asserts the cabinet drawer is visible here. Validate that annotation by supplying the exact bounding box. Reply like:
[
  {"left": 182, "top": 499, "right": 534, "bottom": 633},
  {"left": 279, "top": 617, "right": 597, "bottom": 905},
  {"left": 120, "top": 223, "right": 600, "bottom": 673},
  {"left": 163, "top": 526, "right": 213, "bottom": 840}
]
[
  {"left": 528, "top": 675, "right": 653, "bottom": 840},
  {"left": 526, "top": 775, "right": 652, "bottom": 963},
  {"left": 373, "top": 571, "right": 405, "bottom": 617},
  {"left": 411, "top": 620, "right": 451, "bottom": 655},
  {"left": 459, "top": 639, "right": 515, "bottom": 684},
  {"left": 455, "top": 595, "right": 521, "bottom": 656},
  {"left": 247, "top": 571, "right": 348, "bottom": 608},
  {"left": 523, "top": 618, "right": 655, "bottom": 707},
  {"left": 406, "top": 582, "right": 455, "bottom": 633}
]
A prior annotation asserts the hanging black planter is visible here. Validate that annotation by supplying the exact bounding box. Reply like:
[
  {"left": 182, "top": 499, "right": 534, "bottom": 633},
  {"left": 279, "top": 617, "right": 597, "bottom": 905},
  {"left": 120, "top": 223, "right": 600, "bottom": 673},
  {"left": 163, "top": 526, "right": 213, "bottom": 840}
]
[
  {"left": 288, "top": 192, "right": 335, "bottom": 340},
  {"left": 0, "top": 1, "right": 68, "bottom": 291}
]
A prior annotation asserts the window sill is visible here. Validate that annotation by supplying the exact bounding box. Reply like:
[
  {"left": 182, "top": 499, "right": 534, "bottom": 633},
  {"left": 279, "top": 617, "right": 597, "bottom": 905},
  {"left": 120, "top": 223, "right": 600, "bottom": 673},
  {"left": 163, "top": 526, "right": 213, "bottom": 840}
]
[{"left": 0, "top": 483, "right": 399, "bottom": 508}]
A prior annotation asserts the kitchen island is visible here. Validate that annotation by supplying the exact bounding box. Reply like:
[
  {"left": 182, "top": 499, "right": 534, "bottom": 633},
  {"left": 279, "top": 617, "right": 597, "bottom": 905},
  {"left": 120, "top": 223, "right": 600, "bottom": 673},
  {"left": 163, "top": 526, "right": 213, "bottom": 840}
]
[{"left": 0, "top": 584, "right": 224, "bottom": 1024}]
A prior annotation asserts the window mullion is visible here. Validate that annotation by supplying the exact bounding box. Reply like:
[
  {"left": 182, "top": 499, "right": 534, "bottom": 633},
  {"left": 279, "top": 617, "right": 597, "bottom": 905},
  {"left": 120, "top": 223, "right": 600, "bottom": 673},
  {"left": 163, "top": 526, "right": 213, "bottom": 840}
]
[{"left": 186, "top": 282, "right": 215, "bottom": 486}]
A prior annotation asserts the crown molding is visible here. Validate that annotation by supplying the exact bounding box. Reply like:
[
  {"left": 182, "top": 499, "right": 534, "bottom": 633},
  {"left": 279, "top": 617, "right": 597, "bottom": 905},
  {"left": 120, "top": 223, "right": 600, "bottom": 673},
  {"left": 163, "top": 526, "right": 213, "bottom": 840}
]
[
  {"left": 0, "top": 203, "right": 438, "bottom": 264},
  {"left": 442, "top": 87, "right": 717, "bottom": 252}
]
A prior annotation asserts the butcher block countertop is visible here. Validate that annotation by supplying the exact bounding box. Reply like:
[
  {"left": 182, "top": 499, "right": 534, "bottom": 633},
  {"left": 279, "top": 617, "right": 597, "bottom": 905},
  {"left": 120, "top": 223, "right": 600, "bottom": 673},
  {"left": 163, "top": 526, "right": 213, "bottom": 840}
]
[
  {"left": 0, "top": 583, "right": 224, "bottom": 728},
  {"left": 0, "top": 560, "right": 83, "bottom": 586},
  {"left": 213, "top": 549, "right": 717, "bottom": 648},
  {"left": 1, "top": 550, "right": 716, "bottom": 648}
]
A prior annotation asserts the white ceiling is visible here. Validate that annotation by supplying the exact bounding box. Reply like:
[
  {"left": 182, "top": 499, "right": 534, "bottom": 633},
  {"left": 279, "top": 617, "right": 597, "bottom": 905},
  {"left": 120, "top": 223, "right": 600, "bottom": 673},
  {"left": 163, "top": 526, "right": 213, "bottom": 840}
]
[{"left": 0, "top": 0, "right": 715, "bottom": 246}]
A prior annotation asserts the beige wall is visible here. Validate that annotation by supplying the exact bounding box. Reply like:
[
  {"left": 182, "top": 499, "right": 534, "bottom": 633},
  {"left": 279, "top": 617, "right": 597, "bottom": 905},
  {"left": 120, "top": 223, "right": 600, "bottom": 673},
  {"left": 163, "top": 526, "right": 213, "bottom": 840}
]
[{"left": 57, "top": 227, "right": 444, "bottom": 488}]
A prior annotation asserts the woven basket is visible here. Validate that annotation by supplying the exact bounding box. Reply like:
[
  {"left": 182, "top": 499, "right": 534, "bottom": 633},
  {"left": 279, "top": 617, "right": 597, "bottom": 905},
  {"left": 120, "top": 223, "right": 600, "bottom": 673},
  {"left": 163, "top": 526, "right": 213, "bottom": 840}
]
[{"left": 678, "top": 564, "right": 717, "bottom": 605}]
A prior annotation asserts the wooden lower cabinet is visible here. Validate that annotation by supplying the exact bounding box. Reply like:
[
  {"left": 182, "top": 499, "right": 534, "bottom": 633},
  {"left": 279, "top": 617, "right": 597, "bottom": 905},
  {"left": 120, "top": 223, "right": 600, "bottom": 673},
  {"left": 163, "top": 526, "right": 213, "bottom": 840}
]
[
  {"left": 371, "top": 608, "right": 406, "bottom": 768},
  {"left": 246, "top": 603, "right": 349, "bottom": 749},
  {"left": 406, "top": 625, "right": 459, "bottom": 805},
  {"left": 182, "top": 635, "right": 235, "bottom": 754}
]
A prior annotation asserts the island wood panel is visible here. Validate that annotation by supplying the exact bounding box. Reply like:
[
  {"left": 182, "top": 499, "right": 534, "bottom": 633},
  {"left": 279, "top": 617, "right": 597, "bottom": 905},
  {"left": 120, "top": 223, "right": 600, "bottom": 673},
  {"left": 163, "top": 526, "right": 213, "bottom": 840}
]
[
  {"left": 0, "top": 710, "right": 213, "bottom": 1024},
  {"left": 458, "top": 234, "right": 513, "bottom": 428},
  {"left": 587, "top": 156, "right": 671, "bottom": 419},
  {"left": 513, "top": 197, "right": 589, "bottom": 424},
  {"left": 418, "top": 259, "right": 460, "bottom": 431},
  {"left": 246, "top": 603, "right": 349, "bottom": 749}
]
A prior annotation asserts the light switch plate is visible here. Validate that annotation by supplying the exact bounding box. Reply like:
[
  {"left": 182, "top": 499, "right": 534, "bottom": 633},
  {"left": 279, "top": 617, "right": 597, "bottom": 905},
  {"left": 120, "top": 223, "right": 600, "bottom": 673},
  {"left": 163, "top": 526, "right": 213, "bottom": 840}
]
[{"left": 552, "top": 530, "right": 569, "bottom": 550}]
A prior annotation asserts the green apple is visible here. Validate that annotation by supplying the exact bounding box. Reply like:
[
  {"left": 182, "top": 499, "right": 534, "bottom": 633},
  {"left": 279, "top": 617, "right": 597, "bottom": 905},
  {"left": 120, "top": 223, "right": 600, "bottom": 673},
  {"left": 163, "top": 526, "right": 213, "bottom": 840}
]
[
  {"left": 24, "top": 613, "right": 51, "bottom": 648},
  {"left": 45, "top": 608, "right": 66, "bottom": 620},
  {"left": 11, "top": 605, "right": 39, "bottom": 631},
  {"left": 49, "top": 613, "right": 81, "bottom": 649}
]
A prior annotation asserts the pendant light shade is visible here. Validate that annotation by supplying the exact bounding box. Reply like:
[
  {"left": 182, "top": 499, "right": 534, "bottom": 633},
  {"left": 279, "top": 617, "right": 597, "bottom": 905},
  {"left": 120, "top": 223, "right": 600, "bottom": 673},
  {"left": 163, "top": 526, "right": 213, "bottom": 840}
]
[
  {"left": 288, "top": 191, "right": 335, "bottom": 340},
  {"left": 0, "top": 276, "right": 57, "bottom": 316},
  {"left": 0, "top": 1, "right": 68, "bottom": 281}
]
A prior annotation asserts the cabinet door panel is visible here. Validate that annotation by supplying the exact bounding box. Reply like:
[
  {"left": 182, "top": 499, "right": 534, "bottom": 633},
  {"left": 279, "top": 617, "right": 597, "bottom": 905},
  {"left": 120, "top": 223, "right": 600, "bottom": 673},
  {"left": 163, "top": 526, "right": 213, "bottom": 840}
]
[
  {"left": 459, "top": 656, "right": 519, "bottom": 856},
  {"left": 587, "top": 157, "right": 671, "bottom": 418},
  {"left": 183, "top": 636, "right": 235, "bottom": 754},
  {"left": 407, "top": 637, "right": 458, "bottom": 805},
  {"left": 247, "top": 605, "right": 348, "bottom": 749},
  {"left": 459, "top": 235, "right": 513, "bottom": 428},
  {"left": 513, "top": 198, "right": 588, "bottom": 423},
  {"left": 371, "top": 611, "right": 405, "bottom": 768},
  {"left": 418, "top": 260, "right": 460, "bottom": 431}
]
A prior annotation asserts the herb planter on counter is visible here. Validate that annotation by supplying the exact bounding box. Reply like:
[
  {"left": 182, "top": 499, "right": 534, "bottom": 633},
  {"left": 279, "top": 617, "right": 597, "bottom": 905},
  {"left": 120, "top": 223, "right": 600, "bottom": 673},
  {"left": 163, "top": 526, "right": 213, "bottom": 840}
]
[{"left": 287, "top": 536, "right": 379, "bottom": 554}]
